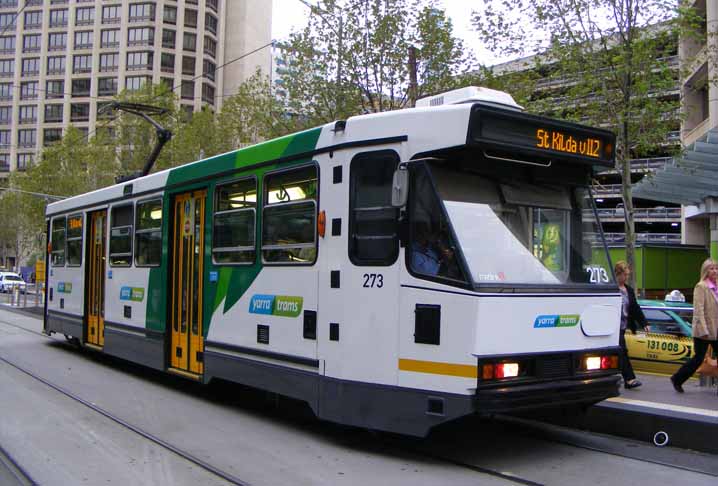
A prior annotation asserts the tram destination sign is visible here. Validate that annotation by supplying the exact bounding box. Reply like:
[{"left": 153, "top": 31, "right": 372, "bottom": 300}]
[{"left": 470, "top": 105, "right": 616, "bottom": 166}]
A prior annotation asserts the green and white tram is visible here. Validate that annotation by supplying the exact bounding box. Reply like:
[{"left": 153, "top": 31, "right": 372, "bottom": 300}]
[{"left": 44, "top": 87, "right": 622, "bottom": 436}]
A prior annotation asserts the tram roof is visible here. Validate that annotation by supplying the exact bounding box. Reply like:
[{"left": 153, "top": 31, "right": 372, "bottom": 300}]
[
  {"left": 47, "top": 99, "right": 613, "bottom": 217},
  {"left": 46, "top": 103, "right": 475, "bottom": 216}
]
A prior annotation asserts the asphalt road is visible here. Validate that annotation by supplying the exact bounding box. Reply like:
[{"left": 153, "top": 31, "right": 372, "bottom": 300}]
[{"left": 0, "top": 309, "right": 715, "bottom": 486}]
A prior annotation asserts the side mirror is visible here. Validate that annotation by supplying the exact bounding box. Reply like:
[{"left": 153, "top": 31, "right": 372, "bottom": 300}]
[{"left": 391, "top": 164, "right": 409, "bottom": 207}]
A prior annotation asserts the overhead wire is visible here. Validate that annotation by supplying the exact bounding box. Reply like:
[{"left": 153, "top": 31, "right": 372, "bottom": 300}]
[
  {"left": 78, "top": 40, "right": 275, "bottom": 145},
  {"left": 0, "top": 2, "right": 277, "bottom": 160}
]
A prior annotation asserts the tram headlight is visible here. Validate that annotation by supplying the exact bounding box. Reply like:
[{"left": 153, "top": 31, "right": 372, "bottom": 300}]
[
  {"left": 584, "top": 356, "right": 602, "bottom": 371},
  {"left": 581, "top": 354, "right": 618, "bottom": 371}
]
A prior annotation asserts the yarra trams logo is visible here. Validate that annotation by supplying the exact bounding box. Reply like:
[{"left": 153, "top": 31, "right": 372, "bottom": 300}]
[
  {"left": 249, "top": 294, "right": 303, "bottom": 318},
  {"left": 534, "top": 314, "right": 580, "bottom": 328}
]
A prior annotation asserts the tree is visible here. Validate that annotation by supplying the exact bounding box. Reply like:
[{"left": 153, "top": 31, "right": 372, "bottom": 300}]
[
  {"left": 280, "top": 0, "right": 472, "bottom": 126},
  {"left": 472, "top": 0, "right": 678, "bottom": 287},
  {"left": 165, "top": 70, "right": 293, "bottom": 168},
  {"left": 112, "top": 83, "right": 183, "bottom": 177},
  {"left": 4, "top": 127, "right": 117, "bottom": 262},
  {"left": 412, "top": 6, "right": 474, "bottom": 101},
  {"left": 216, "top": 69, "right": 294, "bottom": 144},
  {"left": 0, "top": 190, "right": 34, "bottom": 271}
]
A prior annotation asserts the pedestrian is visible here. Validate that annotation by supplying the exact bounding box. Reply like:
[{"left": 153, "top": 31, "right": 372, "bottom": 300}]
[
  {"left": 670, "top": 258, "right": 718, "bottom": 393},
  {"left": 615, "top": 261, "right": 646, "bottom": 389}
]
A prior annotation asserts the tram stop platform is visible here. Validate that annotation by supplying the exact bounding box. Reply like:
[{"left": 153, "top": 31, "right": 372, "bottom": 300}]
[{"left": 538, "top": 373, "right": 718, "bottom": 454}]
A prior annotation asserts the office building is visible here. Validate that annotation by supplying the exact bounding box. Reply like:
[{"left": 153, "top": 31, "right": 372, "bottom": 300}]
[{"left": 0, "top": 0, "right": 272, "bottom": 176}]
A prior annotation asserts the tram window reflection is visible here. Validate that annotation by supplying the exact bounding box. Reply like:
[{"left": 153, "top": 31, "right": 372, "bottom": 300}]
[
  {"left": 409, "top": 166, "right": 464, "bottom": 282},
  {"left": 262, "top": 165, "right": 317, "bottom": 264},
  {"left": 213, "top": 178, "right": 256, "bottom": 265},
  {"left": 110, "top": 204, "right": 133, "bottom": 266},
  {"left": 51, "top": 216, "right": 66, "bottom": 266},
  {"left": 66, "top": 214, "right": 83, "bottom": 266},
  {"left": 135, "top": 199, "right": 162, "bottom": 266}
]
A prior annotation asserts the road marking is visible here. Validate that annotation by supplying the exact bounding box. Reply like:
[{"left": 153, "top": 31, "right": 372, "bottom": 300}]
[{"left": 607, "top": 396, "right": 718, "bottom": 418}]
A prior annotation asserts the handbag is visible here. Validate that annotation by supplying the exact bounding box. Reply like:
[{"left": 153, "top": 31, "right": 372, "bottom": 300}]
[{"left": 697, "top": 345, "right": 718, "bottom": 377}]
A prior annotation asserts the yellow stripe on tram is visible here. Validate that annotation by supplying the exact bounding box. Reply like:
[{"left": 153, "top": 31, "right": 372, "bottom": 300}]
[{"left": 398, "top": 358, "right": 478, "bottom": 378}]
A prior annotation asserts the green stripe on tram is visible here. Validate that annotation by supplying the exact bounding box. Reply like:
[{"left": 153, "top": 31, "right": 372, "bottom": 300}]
[{"left": 145, "top": 127, "right": 323, "bottom": 334}]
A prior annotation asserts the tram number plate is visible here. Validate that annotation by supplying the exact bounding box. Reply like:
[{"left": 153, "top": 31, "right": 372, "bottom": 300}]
[
  {"left": 586, "top": 266, "right": 609, "bottom": 283},
  {"left": 362, "top": 273, "right": 384, "bottom": 288}
]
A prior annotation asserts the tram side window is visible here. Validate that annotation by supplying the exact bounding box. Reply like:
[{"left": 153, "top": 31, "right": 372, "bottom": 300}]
[
  {"left": 262, "top": 165, "right": 317, "bottom": 264},
  {"left": 349, "top": 151, "right": 399, "bottom": 265},
  {"left": 51, "top": 216, "right": 66, "bottom": 266},
  {"left": 135, "top": 199, "right": 162, "bottom": 266},
  {"left": 66, "top": 214, "right": 83, "bottom": 266},
  {"left": 110, "top": 205, "right": 133, "bottom": 266},
  {"left": 408, "top": 165, "right": 465, "bottom": 282},
  {"left": 213, "top": 178, "right": 256, "bottom": 264}
]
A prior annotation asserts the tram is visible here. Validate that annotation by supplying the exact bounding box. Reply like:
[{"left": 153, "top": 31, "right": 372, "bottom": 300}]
[{"left": 44, "top": 87, "right": 622, "bottom": 436}]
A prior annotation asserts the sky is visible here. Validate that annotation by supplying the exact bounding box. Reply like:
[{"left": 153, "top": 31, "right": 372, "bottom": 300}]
[{"left": 270, "top": 0, "right": 506, "bottom": 66}]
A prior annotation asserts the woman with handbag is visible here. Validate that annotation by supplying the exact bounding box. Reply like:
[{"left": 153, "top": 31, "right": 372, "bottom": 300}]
[
  {"left": 670, "top": 258, "right": 718, "bottom": 393},
  {"left": 615, "top": 261, "right": 647, "bottom": 389}
]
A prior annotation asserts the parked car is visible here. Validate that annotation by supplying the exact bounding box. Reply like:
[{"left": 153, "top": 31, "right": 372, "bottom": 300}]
[
  {"left": 624, "top": 293, "right": 694, "bottom": 375},
  {"left": 0, "top": 272, "right": 27, "bottom": 294}
]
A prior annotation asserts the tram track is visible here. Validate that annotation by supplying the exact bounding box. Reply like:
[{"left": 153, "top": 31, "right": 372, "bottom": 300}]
[
  {"left": 0, "top": 443, "right": 36, "bottom": 486},
  {"left": 0, "top": 317, "right": 549, "bottom": 485},
  {"left": 1, "top": 314, "right": 715, "bottom": 485},
  {"left": 0, "top": 342, "right": 542, "bottom": 486},
  {"left": 0, "top": 353, "right": 251, "bottom": 486}
]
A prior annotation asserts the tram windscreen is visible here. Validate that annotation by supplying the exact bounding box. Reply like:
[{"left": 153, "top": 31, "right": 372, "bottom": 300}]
[{"left": 423, "top": 164, "right": 613, "bottom": 287}]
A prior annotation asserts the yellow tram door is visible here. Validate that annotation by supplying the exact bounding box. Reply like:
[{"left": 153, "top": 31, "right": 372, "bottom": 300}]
[
  {"left": 169, "top": 190, "right": 206, "bottom": 377},
  {"left": 86, "top": 210, "right": 107, "bottom": 348}
]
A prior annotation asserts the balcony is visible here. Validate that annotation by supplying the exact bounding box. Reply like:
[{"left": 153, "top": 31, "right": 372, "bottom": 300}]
[
  {"left": 586, "top": 207, "right": 682, "bottom": 222},
  {"left": 127, "top": 63, "right": 152, "bottom": 72},
  {"left": 591, "top": 184, "right": 623, "bottom": 198},
  {"left": 129, "top": 15, "right": 155, "bottom": 24},
  {"left": 586, "top": 232, "right": 682, "bottom": 245},
  {"left": 536, "top": 55, "right": 679, "bottom": 91},
  {"left": 596, "top": 156, "right": 673, "bottom": 174}
]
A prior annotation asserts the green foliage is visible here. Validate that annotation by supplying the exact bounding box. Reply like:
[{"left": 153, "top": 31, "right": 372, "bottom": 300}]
[
  {"left": 0, "top": 70, "right": 290, "bottom": 264},
  {"left": 279, "top": 0, "right": 473, "bottom": 125},
  {"left": 13, "top": 127, "right": 117, "bottom": 232},
  {"left": 472, "top": 0, "right": 679, "bottom": 158},
  {"left": 471, "top": 0, "right": 680, "bottom": 286},
  {"left": 413, "top": 6, "right": 473, "bottom": 99},
  {"left": 0, "top": 127, "right": 116, "bottom": 262},
  {"left": 113, "top": 83, "right": 183, "bottom": 176}
]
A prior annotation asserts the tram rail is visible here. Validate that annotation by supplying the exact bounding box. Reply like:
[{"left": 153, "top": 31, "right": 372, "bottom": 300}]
[
  {"left": 0, "top": 348, "right": 250, "bottom": 486},
  {"left": 1, "top": 314, "right": 715, "bottom": 485},
  {"left": 0, "top": 443, "right": 36, "bottom": 486}
]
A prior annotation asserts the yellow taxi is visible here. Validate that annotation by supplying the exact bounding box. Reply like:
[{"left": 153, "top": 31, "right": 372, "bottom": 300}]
[{"left": 624, "top": 294, "right": 694, "bottom": 375}]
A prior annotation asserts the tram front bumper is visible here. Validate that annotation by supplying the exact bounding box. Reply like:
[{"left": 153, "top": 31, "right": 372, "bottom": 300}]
[{"left": 474, "top": 374, "right": 620, "bottom": 413}]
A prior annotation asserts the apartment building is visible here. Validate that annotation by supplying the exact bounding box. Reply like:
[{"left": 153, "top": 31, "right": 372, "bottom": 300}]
[
  {"left": 491, "top": 45, "right": 682, "bottom": 246},
  {"left": 0, "top": 0, "right": 272, "bottom": 177}
]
